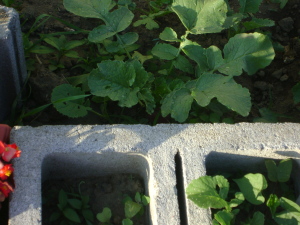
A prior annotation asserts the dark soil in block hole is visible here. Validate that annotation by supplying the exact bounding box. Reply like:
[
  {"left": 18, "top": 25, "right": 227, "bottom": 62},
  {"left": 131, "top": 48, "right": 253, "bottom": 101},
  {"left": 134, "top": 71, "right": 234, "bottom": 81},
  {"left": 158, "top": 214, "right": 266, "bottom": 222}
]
[{"left": 42, "top": 173, "right": 148, "bottom": 225}]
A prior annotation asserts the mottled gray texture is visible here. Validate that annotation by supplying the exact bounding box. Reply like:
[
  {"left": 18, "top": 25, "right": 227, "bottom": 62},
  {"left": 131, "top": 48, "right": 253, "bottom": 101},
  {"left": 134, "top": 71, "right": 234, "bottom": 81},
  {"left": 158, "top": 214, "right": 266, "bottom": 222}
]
[
  {"left": 9, "top": 123, "right": 300, "bottom": 225},
  {"left": 0, "top": 6, "right": 27, "bottom": 122}
]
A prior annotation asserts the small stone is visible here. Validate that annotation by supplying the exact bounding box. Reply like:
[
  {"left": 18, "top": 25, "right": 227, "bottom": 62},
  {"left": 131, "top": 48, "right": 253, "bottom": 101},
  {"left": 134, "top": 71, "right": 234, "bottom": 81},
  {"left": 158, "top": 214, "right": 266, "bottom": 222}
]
[
  {"left": 257, "top": 71, "right": 265, "bottom": 77},
  {"left": 272, "top": 69, "right": 283, "bottom": 79},
  {"left": 280, "top": 74, "right": 289, "bottom": 81},
  {"left": 254, "top": 81, "right": 268, "bottom": 91},
  {"left": 278, "top": 17, "right": 294, "bottom": 32}
]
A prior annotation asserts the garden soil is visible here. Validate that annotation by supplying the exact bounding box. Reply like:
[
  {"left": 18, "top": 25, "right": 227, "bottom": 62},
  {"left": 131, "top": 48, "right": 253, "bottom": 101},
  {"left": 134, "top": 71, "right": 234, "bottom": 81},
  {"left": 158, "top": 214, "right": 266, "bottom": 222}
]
[
  {"left": 42, "top": 174, "right": 147, "bottom": 225},
  {"left": 12, "top": 0, "right": 300, "bottom": 125}
]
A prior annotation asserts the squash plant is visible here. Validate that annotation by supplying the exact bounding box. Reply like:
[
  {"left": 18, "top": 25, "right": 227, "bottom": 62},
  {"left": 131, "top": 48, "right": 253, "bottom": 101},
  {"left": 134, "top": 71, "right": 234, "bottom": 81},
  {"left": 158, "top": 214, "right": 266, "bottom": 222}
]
[
  {"left": 48, "top": 0, "right": 276, "bottom": 123},
  {"left": 186, "top": 158, "right": 300, "bottom": 225}
]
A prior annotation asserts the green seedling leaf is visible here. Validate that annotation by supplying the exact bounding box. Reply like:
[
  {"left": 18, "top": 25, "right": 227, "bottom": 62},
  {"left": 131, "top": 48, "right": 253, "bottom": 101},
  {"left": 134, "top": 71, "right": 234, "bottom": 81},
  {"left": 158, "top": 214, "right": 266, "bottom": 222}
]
[
  {"left": 280, "top": 197, "right": 300, "bottom": 212},
  {"left": 63, "top": 0, "right": 115, "bottom": 19},
  {"left": 63, "top": 207, "right": 81, "bottom": 223},
  {"left": 292, "top": 82, "right": 300, "bottom": 104},
  {"left": 96, "top": 207, "right": 112, "bottom": 223},
  {"left": 218, "top": 33, "right": 275, "bottom": 76},
  {"left": 265, "top": 158, "right": 292, "bottom": 182},
  {"left": 142, "top": 195, "right": 150, "bottom": 206},
  {"left": 253, "top": 107, "right": 278, "bottom": 123},
  {"left": 267, "top": 194, "right": 280, "bottom": 218},
  {"left": 82, "top": 209, "right": 94, "bottom": 222},
  {"left": 58, "top": 189, "right": 68, "bottom": 210},
  {"left": 30, "top": 45, "right": 55, "bottom": 54},
  {"left": 243, "top": 18, "right": 275, "bottom": 30},
  {"left": 50, "top": 211, "right": 61, "bottom": 222},
  {"left": 239, "top": 0, "right": 263, "bottom": 13},
  {"left": 265, "top": 159, "right": 278, "bottom": 182},
  {"left": 233, "top": 173, "right": 267, "bottom": 205},
  {"left": 247, "top": 211, "right": 265, "bottom": 225},
  {"left": 51, "top": 84, "right": 91, "bottom": 118},
  {"left": 159, "top": 27, "right": 180, "bottom": 42},
  {"left": 124, "top": 200, "right": 142, "bottom": 219},
  {"left": 65, "top": 50, "right": 80, "bottom": 58},
  {"left": 275, "top": 212, "right": 300, "bottom": 225},
  {"left": 135, "top": 192, "right": 141, "bottom": 203},
  {"left": 171, "top": 0, "right": 227, "bottom": 34},
  {"left": 44, "top": 36, "right": 65, "bottom": 50},
  {"left": 229, "top": 192, "right": 244, "bottom": 208},
  {"left": 186, "top": 175, "right": 229, "bottom": 209},
  {"left": 122, "top": 218, "right": 133, "bottom": 225},
  {"left": 133, "top": 11, "right": 165, "bottom": 30},
  {"left": 214, "top": 210, "right": 234, "bottom": 225},
  {"left": 133, "top": 15, "right": 159, "bottom": 30},
  {"left": 152, "top": 43, "right": 178, "bottom": 60},
  {"left": 275, "top": 198, "right": 300, "bottom": 225},
  {"left": 65, "top": 39, "right": 86, "bottom": 50},
  {"left": 132, "top": 51, "right": 153, "bottom": 64},
  {"left": 68, "top": 199, "right": 82, "bottom": 210}
]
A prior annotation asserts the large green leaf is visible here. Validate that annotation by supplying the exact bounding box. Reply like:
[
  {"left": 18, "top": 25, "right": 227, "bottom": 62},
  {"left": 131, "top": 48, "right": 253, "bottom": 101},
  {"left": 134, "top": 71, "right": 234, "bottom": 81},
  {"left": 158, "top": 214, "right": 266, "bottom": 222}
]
[
  {"left": 183, "top": 45, "right": 224, "bottom": 75},
  {"left": 63, "top": 0, "right": 115, "bottom": 19},
  {"left": 88, "top": 60, "right": 154, "bottom": 109},
  {"left": 161, "top": 88, "right": 194, "bottom": 122},
  {"left": 233, "top": 173, "right": 267, "bottom": 205},
  {"left": 88, "top": 60, "right": 138, "bottom": 107},
  {"left": 51, "top": 84, "right": 91, "bottom": 118},
  {"left": 152, "top": 43, "right": 178, "bottom": 60},
  {"left": 186, "top": 175, "right": 229, "bottom": 209},
  {"left": 88, "top": 7, "right": 134, "bottom": 43},
  {"left": 218, "top": 32, "right": 275, "bottom": 76},
  {"left": 192, "top": 74, "right": 251, "bottom": 116},
  {"left": 171, "top": 0, "right": 227, "bottom": 34}
]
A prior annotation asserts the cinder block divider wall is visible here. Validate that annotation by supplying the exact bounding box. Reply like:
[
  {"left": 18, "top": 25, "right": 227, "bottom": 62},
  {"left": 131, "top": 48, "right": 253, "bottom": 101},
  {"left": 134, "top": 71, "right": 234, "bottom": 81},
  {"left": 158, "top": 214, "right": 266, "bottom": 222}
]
[
  {"left": 0, "top": 5, "right": 27, "bottom": 122},
  {"left": 9, "top": 124, "right": 300, "bottom": 225}
]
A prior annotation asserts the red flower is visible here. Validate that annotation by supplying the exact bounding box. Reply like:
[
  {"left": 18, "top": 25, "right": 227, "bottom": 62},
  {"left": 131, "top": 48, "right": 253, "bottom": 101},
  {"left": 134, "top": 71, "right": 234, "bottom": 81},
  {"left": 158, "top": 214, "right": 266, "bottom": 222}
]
[
  {"left": 0, "top": 141, "right": 21, "bottom": 162},
  {"left": 0, "top": 181, "right": 12, "bottom": 197},
  {"left": 0, "top": 164, "right": 14, "bottom": 180}
]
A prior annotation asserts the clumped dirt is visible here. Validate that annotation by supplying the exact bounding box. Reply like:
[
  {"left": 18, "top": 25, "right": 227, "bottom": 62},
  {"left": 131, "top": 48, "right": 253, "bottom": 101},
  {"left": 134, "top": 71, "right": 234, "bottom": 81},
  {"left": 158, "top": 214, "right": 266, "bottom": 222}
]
[
  {"left": 42, "top": 174, "right": 147, "bottom": 225},
  {"left": 11, "top": 0, "right": 300, "bottom": 125}
]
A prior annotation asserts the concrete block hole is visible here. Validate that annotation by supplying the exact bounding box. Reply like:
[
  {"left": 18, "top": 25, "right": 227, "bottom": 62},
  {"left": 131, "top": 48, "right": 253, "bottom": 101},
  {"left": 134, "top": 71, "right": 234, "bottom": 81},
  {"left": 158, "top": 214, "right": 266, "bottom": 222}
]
[
  {"left": 41, "top": 152, "right": 151, "bottom": 225},
  {"left": 204, "top": 152, "right": 300, "bottom": 222}
]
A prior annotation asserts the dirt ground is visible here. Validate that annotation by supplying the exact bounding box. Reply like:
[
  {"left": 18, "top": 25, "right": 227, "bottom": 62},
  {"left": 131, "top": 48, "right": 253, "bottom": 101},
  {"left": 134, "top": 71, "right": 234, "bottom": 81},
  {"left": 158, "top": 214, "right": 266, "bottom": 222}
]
[
  {"left": 11, "top": 0, "right": 300, "bottom": 125},
  {"left": 42, "top": 174, "right": 147, "bottom": 225}
]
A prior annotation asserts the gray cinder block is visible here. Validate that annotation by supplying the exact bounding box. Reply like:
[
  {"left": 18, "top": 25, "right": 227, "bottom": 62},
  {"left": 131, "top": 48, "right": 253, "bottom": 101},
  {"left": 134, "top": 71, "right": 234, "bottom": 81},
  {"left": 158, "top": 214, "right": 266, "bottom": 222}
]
[
  {"left": 0, "top": 6, "right": 27, "bottom": 122},
  {"left": 9, "top": 124, "right": 300, "bottom": 225}
]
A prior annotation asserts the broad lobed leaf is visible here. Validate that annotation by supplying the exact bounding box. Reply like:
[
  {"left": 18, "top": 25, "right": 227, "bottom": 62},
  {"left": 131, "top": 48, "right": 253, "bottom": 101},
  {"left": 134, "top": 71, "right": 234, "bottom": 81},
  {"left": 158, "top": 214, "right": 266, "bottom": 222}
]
[{"left": 171, "top": 0, "right": 228, "bottom": 34}]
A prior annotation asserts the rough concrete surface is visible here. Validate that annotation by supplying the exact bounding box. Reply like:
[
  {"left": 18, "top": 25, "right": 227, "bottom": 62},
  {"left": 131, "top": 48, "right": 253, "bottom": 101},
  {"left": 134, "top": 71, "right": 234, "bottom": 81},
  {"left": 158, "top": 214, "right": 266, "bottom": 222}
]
[
  {"left": 0, "top": 5, "right": 27, "bottom": 122},
  {"left": 9, "top": 123, "right": 300, "bottom": 225}
]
